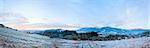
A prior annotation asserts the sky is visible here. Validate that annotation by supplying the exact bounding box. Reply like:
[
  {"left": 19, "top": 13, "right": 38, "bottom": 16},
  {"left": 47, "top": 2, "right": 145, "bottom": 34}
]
[{"left": 0, "top": 0, "right": 149, "bottom": 30}]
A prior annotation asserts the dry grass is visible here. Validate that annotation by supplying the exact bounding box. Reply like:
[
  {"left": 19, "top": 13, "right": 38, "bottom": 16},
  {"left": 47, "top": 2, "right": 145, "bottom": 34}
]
[{"left": 142, "top": 40, "right": 150, "bottom": 48}]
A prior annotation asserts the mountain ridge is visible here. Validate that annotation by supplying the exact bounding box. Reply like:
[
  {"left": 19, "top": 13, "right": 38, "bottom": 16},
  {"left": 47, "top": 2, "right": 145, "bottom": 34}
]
[{"left": 77, "top": 27, "right": 150, "bottom": 35}]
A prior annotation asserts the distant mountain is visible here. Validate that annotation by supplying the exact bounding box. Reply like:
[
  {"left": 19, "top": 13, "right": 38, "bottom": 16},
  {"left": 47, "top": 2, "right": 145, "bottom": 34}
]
[
  {"left": 44, "top": 29, "right": 65, "bottom": 33},
  {"left": 77, "top": 27, "right": 128, "bottom": 32},
  {"left": 28, "top": 26, "right": 150, "bottom": 35},
  {"left": 77, "top": 27, "right": 150, "bottom": 35},
  {"left": 28, "top": 26, "right": 150, "bottom": 39},
  {"left": 77, "top": 27, "right": 101, "bottom": 32}
]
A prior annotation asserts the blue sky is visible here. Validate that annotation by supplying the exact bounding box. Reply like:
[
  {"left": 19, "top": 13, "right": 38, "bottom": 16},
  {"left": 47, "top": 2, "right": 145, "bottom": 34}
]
[{"left": 0, "top": 0, "right": 149, "bottom": 30}]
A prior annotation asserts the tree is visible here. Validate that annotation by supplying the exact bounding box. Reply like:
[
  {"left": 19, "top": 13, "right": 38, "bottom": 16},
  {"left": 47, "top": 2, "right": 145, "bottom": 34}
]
[{"left": 142, "top": 32, "right": 150, "bottom": 37}]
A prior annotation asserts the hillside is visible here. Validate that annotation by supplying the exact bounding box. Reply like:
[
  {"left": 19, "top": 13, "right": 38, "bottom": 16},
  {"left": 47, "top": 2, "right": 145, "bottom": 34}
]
[
  {"left": 0, "top": 24, "right": 52, "bottom": 48},
  {"left": 0, "top": 24, "right": 150, "bottom": 48}
]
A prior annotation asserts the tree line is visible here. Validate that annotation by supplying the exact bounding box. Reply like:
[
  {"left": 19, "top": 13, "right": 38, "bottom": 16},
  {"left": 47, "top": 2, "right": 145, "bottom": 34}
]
[{"left": 35, "top": 30, "right": 150, "bottom": 41}]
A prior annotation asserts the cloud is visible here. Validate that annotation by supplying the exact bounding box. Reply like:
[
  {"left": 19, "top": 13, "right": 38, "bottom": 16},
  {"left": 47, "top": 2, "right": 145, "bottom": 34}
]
[
  {"left": 107, "top": 5, "right": 148, "bottom": 29},
  {"left": 0, "top": 12, "right": 29, "bottom": 25},
  {"left": 0, "top": 0, "right": 148, "bottom": 29},
  {"left": 13, "top": 23, "right": 85, "bottom": 30}
]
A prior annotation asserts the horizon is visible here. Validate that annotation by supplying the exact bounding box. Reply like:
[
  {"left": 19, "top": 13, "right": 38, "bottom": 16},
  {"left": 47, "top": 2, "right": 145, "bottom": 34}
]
[
  {"left": 2, "top": 24, "right": 150, "bottom": 30},
  {"left": 0, "top": 0, "right": 149, "bottom": 30}
]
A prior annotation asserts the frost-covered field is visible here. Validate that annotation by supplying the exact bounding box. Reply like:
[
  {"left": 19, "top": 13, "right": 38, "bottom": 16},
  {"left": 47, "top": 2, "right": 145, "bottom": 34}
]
[
  {"left": 0, "top": 27, "right": 150, "bottom": 48},
  {"left": 55, "top": 37, "right": 150, "bottom": 48}
]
